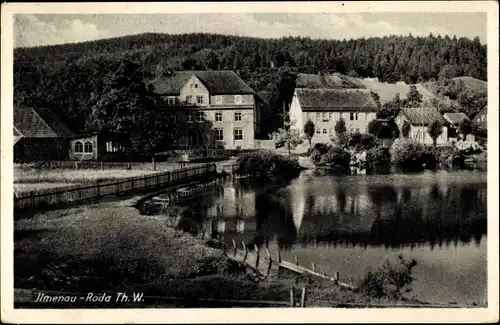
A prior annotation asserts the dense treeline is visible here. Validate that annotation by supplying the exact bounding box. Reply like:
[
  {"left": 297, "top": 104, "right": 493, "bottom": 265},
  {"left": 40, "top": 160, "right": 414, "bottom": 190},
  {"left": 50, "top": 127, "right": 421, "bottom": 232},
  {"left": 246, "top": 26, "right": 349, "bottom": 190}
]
[{"left": 14, "top": 32, "right": 487, "bottom": 137}]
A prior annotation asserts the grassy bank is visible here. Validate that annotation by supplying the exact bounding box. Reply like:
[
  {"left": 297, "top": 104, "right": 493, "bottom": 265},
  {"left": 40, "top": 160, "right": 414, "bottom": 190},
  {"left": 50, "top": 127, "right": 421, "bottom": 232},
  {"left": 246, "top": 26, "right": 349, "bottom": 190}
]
[{"left": 15, "top": 199, "right": 431, "bottom": 308}]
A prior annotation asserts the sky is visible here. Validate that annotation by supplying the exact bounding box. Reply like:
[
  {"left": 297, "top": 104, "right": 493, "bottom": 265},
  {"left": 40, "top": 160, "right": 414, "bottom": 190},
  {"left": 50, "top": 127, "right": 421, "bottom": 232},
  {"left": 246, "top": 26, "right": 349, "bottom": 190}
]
[{"left": 14, "top": 12, "right": 487, "bottom": 48}]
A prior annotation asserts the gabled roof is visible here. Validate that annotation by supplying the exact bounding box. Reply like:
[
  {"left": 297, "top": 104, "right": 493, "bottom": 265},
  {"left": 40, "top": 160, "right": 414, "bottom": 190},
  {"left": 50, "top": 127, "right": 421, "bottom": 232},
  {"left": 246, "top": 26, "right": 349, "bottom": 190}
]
[
  {"left": 443, "top": 112, "right": 469, "bottom": 125},
  {"left": 151, "top": 70, "right": 254, "bottom": 96},
  {"left": 472, "top": 105, "right": 487, "bottom": 127},
  {"left": 294, "top": 88, "right": 378, "bottom": 112},
  {"left": 398, "top": 107, "right": 447, "bottom": 126},
  {"left": 14, "top": 107, "right": 75, "bottom": 138}
]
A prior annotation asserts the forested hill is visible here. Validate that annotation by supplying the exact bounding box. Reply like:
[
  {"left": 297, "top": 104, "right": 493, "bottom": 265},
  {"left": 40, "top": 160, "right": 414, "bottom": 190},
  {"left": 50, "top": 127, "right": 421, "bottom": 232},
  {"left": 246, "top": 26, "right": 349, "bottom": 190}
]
[{"left": 14, "top": 32, "right": 487, "bottom": 133}]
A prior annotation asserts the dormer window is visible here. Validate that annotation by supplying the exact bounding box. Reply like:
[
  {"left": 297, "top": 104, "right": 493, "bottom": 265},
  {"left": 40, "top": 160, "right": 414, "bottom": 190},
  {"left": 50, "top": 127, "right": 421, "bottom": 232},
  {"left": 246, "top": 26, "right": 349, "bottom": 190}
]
[
  {"left": 215, "top": 95, "right": 222, "bottom": 104},
  {"left": 234, "top": 95, "right": 242, "bottom": 104},
  {"left": 186, "top": 95, "right": 193, "bottom": 104},
  {"left": 167, "top": 97, "right": 175, "bottom": 105}
]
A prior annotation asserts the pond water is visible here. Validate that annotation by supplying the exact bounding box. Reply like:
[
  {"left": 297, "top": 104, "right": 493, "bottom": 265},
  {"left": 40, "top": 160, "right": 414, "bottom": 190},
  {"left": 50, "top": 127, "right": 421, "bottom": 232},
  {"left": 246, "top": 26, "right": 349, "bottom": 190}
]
[{"left": 164, "top": 170, "right": 487, "bottom": 305}]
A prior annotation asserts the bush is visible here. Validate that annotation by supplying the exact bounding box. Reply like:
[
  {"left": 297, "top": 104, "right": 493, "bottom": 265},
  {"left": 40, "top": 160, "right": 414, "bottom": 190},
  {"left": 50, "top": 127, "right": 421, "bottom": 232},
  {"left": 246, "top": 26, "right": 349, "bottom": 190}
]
[
  {"left": 366, "top": 146, "right": 391, "bottom": 167},
  {"left": 358, "top": 255, "right": 417, "bottom": 300},
  {"left": 389, "top": 138, "right": 426, "bottom": 169},
  {"left": 319, "top": 146, "right": 351, "bottom": 168},
  {"left": 348, "top": 132, "right": 379, "bottom": 151},
  {"left": 236, "top": 150, "right": 301, "bottom": 178}
]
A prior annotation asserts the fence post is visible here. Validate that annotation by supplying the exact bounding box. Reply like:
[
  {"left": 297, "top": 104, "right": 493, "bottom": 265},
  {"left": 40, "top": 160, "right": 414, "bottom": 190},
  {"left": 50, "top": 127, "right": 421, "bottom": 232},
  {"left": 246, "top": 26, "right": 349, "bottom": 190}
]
[
  {"left": 278, "top": 248, "right": 282, "bottom": 263},
  {"left": 254, "top": 244, "right": 260, "bottom": 268},
  {"left": 266, "top": 259, "right": 273, "bottom": 278},
  {"left": 294, "top": 255, "right": 298, "bottom": 266},
  {"left": 289, "top": 288, "right": 294, "bottom": 307},
  {"left": 233, "top": 239, "right": 237, "bottom": 256},
  {"left": 312, "top": 262, "right": 316, "bottom": 273},
  {"left": 300, "top": 287, "right": 306, "bottom": 307},
  {"left": 265, "top": 248, "right": 271, "bottom": 261},
  {"left": 334, "top": 271, "right": 340, "bottom": 283},
  {"left": 243, "top": 243, "right": 248, "bottom": 262}
]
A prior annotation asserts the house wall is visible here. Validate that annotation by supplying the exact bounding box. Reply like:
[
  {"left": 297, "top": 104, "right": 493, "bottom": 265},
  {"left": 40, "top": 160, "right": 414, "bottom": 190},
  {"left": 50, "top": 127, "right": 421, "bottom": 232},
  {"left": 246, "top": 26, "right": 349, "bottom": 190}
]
[
  {"left": 290, "top": 96, "right": 377, "bottom": 144},
  {"left": 179, "top": 75, "right": 211, "bottom": 106},
  {"left": 69, "top": 135, "right": 98, "bottom": 160},
  {"left": 209, "top": 94, "right": 254, "bottom": 106},
  {"left": 395, "top": 114, "right": 448, "bottom": 145},
  {"left": 172, "top": 109, "right": 255, "bottom": 149},
  {"left": 14, "top": 138, "right": 69, "bottom": 162}
]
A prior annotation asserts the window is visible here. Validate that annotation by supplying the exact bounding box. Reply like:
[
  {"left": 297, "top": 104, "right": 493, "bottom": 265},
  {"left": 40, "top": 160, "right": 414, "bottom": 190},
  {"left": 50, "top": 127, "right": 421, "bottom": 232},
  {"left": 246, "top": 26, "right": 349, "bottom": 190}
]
[
  {"left": 215, "top": 95, "right": 222, "bottom": 104},
  {"left": 170, "top": 113, "right": 176, "bottom": 123},
  {"left": 307, "top": 113, "right": 312, "bottom": 120},
  {"left": 350, "top": 112, "right": 355, "bottom": 121},
  {"left": 322, "top": 113, "right": 329, "bottom": 122},
  {"left": 186, "top": 95, "right": 193, "bottom": 104},
  {"left": 215, "top": 129, "right": 224, "bottom": 141},
  {"left": 74, "top": 141, "right": 83, "bottom": 153},
  {"left": 323, "top": 129, "right": 328, "bottom": 135},
  {"left": 365, "top": 113, "right": 369, "bottom": 120},
  {"left": 195, "top": 84, "right": 198, "bottom": 88},
  {"left": 356, "top": 113, "right": 359, "bottom": 120},
  {"left": 215, "top": 112, "right": 223, "bottom": 122},
  {"left": 316, "top": 129, "right": 321, "bottom": 135},
  {"left": 234, "top": 128, "right": 243, "bottom": 141},
  {"left": 167, "top": 97, "right": 175, "bottom": 105},
  {"left": 196, "top": 112, "right": 205, "bottom": 122},
  {"left": 234, "top": 112, "right": 242, "bottom": 122},
  {"left": 84, "top": 141, "right": 93, "bottom": 153},
  {"left": 234, "top": 95, "right": 242, "bottom": 104},
  {"left": 329, "top": 113, "right": 333, "bottom": 121},
  {"left": 316, "top": 113, "right": 320, "bottom": 121},
  {"left": 187, "top": 113, "right": 193, "bottom": 123},
  {"left": 196, "top": 96, "right": 203, "bottom": 104},
  {"left": 106, "top": 141, "right": 116, "bottom": 153}
]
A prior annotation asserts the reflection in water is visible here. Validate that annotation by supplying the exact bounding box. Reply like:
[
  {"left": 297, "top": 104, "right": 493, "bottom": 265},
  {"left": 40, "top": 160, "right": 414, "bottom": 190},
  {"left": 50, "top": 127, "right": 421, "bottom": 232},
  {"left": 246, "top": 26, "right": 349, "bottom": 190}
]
[
  {"left": 170, "top": 171, "right": 486, "bottom": 251},
  {"left": 162, "top": 171, "right": 487, "bottom": 304}
]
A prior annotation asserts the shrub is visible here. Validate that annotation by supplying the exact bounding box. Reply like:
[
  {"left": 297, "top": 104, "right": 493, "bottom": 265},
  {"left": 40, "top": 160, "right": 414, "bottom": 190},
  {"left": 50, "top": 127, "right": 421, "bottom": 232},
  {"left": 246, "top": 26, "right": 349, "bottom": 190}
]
[
  {"left": 348, "top": 132, "right": 378, "bottom": 151},
  {"left": 358, "top": 255, "right": 417, "bottom": 300},
  {"left": 236, "top": 150, "right": 301, "bottom": 178},
  {"left": 390, "top": 138, "right": 426, "bottom": 169},
  {"left": 366, "top": 146, "right": 391, "bottom": 167},
  {"left": 319, "top": 146, "right": 351, "bottom": 168}
]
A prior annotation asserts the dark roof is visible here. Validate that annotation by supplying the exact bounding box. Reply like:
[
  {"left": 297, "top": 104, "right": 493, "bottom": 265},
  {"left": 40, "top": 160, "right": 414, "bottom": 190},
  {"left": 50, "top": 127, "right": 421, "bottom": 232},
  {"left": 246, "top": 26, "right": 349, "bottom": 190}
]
[
  {"left": 295, "top": 73, "right": 365, "bottom": 89},
  {"left": 398, "top": 107, "right": 447, "bottom": 126},
  {"left": 295, "top": 88, "right": 378, "bottom": 112},
  {"left": 14, "top": 107, "right": 75, "bottom": 138},
  {"left": 256, "top": 90, "right": 272, "bottom": 105},
  {"left": 443, "top": 112, "right": 469, "bottom": 124},
  {"left": 151, "top": 70, "right": 254, "bottom": 95}
]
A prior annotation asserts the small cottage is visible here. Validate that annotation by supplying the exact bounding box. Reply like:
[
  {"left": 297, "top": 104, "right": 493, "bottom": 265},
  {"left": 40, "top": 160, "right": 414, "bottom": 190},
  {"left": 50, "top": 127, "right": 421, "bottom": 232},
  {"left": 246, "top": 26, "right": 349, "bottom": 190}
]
[
  {"left": 69, "top": 132, "right": 129, "bottom": 161},
  {"left": 14, "top": 107, "right": 75, "bottom": 162},
  {"left": 395, "top": 107, "right": 448, "bottom": 145}
]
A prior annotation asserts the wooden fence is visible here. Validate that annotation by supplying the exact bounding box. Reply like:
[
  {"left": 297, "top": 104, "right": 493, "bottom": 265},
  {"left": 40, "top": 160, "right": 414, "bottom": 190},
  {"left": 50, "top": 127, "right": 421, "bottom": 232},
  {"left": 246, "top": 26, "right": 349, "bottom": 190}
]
[{"left": 14, "top": 164, "right": 217, "bottom": 210}]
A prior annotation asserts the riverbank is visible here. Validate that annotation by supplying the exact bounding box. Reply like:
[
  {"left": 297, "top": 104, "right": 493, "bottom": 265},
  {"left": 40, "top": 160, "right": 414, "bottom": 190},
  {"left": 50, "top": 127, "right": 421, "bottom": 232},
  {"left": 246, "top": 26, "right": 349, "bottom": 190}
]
[{"left": 14, "top": 198, "right": 439, "bottom": 308}]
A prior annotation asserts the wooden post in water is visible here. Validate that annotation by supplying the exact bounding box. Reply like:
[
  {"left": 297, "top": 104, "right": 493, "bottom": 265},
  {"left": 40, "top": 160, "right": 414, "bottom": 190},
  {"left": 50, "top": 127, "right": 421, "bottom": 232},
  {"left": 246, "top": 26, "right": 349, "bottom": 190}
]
[
  {"left": 233, "top": 239, "right": 237, "bottom": 256},
  {"left": 265, "top": 248, "right": 271, "bottom": 261},
  {"left": 289, "top": 288, "right": 294, "bottom": 307},
  {"left": 300, "top": 287, "right": 306, "bottom": 307},
  {"left": 294, "top": 255, "right": 298, "bottom": 266},
  {"left": 311, "top": 262, "right": 316, "bottom": 273}
]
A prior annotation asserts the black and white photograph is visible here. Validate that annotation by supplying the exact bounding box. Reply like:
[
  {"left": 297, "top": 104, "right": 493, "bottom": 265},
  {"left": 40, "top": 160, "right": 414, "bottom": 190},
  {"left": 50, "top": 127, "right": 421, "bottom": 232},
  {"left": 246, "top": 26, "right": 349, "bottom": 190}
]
[{"left": 1, "top": 1, "right": 498, "bottom": 323}]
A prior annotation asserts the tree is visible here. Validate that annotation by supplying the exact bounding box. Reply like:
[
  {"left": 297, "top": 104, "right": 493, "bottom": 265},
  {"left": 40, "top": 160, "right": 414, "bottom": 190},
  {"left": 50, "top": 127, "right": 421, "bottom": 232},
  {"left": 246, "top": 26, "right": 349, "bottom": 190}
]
[
  {"left": 367, "top": 119, "right": 380, "bottom": 137},
  {"left": 458, "top": 118, "right": 473, "bottom": 139},
  {"left": 303, "top": 120, "right": 315, "bottom": 148},
  {"left": 402, "top": 120, "right": 411, "bottom": 138},
  {"left": 404, "top": 85, "right": 423, "bottom": 108},
  {"left": 270, "top": 128, "right": 303, "bottom": 157},
  {"left": 428, "top": 120, "right": 443, "bottom": 146},
  {"left": 87, "top": 60, "right": 173, "bottom": 157},
  {"left": 334, "top": 117, "right": 347, "bottom": 137}
]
